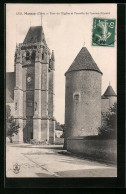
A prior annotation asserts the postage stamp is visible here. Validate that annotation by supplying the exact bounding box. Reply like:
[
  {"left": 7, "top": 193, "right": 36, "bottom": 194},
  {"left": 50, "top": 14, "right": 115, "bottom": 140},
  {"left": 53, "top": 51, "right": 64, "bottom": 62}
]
[{"left": 92, "top": 18, "right": 116, "bottom": 47}]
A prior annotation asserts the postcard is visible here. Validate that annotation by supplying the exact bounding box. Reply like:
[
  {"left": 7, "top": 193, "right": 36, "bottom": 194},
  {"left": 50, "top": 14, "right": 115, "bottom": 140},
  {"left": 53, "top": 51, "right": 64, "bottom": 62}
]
[{"left": 6, "top": 3, "right": 117, "bottom": 180}]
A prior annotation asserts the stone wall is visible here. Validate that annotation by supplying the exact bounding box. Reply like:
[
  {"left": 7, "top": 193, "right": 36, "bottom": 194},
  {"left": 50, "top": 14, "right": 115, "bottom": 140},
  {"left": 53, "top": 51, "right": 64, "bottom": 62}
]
[
  {"left": 67, "top": 137, "right": 117, "bottom": 164},
  {"left": 6, "top": 103, "right": 15, "bottom": 116},
  {"left": 48, "top": 70, "right": 55, "bottom": 118},
  {"left": 65, "top": 71, "right": 101, "bottom": 139},
  {"left": 101, "top": 98, "right": 109, "bottom": 113},
  {"left": 109, "top": 96, "right": 117, "bottom": 107}
]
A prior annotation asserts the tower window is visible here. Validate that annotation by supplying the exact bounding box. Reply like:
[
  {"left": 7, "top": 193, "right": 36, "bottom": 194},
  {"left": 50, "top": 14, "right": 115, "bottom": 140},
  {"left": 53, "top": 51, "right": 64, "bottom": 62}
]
[
  {"left": 15, "top": 102, "right": 17, "bottom": 110},
  {"left": 42, "top": 52, "right": 44, "bottom": 60},
  {"left": 27, "top": 99, "right": 33, "bottom": 107},
  {"left": 73, "top": 93, "right": 80, "bottom": 102},
  {"left": 26, "top": 52, "right": 30, "bottom": 60},
  {"left": 74, "top": 94, "right": 79, "bottom": 100},
  {"left": 31, "top": 51, "right": 36, "bottom": 62}
]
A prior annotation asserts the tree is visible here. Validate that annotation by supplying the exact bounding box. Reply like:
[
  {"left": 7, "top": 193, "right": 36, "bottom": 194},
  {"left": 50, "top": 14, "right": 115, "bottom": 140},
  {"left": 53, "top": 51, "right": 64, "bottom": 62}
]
[
  {"left": 98, "top": 102, "right": 117, "bottom": 139},
  {"left": 60, "top": 124, "right": 65, "bottom": 138},
  {"left": 6, "top": 105, "right": 20, "bottom": 143},
  {"left": 60, "top": 124, "right": 64, "bottom": 129}
]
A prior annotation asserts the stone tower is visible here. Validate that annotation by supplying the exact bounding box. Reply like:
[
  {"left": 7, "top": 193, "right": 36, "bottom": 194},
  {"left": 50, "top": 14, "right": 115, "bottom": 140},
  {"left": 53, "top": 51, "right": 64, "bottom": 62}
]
[
  {"left": 101, "top": 84, "right": 117, "bottom": 113},
  {"left": 64, "top": 46, "right": 102, "bottom": 148},
  {"left": 14, "top": 26, "right": 55, "bottom": 143}
]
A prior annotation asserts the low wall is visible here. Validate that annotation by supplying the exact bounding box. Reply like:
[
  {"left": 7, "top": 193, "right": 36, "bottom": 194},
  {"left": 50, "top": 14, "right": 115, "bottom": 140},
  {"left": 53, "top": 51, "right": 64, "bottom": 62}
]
[{"left": 67, "top": 136, "right": 117, "bottom": 164}]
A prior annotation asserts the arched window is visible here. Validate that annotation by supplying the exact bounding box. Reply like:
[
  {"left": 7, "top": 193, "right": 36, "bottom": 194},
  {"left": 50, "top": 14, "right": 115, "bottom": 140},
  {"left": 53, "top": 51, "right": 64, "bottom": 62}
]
[
  {"left": 31, "top": 51, "right": 36, "bottom": 62},
  {"left": 26, "top": 51, "right": 30, "bottom": 60},
  {"left": 73, "top": 93, "right": 80, "bottom": 102},
  {"left": 74, "top": 94, "right": 79, "bottom": 101},
  {"left": 42, "top": 52, "right": 44, "bottom": 60}
]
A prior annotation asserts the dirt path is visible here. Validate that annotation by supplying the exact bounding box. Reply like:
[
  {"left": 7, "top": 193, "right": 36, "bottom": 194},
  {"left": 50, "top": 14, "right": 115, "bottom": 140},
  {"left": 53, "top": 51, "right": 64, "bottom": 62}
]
[{"left": 6, "top": 143, "right": 117, "bottom": 177}]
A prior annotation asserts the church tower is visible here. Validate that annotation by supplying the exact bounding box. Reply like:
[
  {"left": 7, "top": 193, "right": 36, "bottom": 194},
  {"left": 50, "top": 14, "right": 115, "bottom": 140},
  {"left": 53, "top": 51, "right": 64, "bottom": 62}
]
[{"left": 14, "top": 26, "right": 55, "bottom": 143}]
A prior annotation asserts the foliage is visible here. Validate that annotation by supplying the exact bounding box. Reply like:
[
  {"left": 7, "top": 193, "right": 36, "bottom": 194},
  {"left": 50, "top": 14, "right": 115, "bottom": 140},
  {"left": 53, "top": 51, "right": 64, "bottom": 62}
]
[
  {"left": 6, "top": 105, "right": 20, "bottom": 143},
  {"left": 60, "top": 124, "right": 65, "bottom": 138},
  {"left": 30, "top": 139, "right": 48, "bottom": 145},
  {"left": 60, "top": 124, "right": 65, "bottom": 130},
  {"left": 98, "top": 102, "right": 117, "bottom": 139}
]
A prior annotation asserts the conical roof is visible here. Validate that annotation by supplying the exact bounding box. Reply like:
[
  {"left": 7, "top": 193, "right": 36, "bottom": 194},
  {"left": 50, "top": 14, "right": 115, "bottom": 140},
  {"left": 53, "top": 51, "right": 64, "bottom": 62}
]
[
  {"left": 65, "top": 47, "right": 102, "bottom": 75},
  {"left": 23, "top": 26, "right": 46, "bottom": 44},
  {"left": 103, "top": 85, "right": 117, "bottom": 97}
]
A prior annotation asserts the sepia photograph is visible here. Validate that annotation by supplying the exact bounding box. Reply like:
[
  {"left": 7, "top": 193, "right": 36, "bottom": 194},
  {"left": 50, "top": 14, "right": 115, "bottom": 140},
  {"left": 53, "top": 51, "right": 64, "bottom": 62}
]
[{"left": 6, "top": 3, "right": 117, "bottom": 179}]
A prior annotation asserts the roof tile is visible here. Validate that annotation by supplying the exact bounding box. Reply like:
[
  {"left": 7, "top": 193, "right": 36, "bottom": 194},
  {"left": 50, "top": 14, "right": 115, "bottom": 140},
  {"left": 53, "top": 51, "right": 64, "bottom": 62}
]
[
  {"left": 65, "top": 47, "right": 102, "bottom": 75},
  {"left": 103, "top": 85, "right": 116, "bottom": 96},
  {"left": 23, "top": 26, "right": 46, "bottom": 44}
]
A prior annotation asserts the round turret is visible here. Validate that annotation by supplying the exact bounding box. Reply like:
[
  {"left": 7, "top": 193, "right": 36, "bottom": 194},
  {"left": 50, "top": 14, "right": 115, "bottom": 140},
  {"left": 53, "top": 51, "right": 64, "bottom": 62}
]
[
  {"left": 101, "top": 84, "right": 117, "bottom": 113},
  {"left": 64, "top": 47, "right": 102, "bottom": 148}
]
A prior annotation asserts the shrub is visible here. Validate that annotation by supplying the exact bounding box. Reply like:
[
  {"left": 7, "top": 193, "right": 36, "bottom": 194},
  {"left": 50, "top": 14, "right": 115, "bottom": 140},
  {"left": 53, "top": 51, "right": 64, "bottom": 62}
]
[
  {"left": 98, "top": 102, "right": 117, "bottom": 139},
  {"left": 60, "top": 124, "right": 65, "bottom": 138},
  {"left": 6, "top": 105, "right": 20, "bottom": 143}
]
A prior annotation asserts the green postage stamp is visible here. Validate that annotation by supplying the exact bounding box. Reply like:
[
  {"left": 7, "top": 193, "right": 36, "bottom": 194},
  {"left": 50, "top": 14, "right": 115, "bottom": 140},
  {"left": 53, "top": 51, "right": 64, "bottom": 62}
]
[{"left": 92, "top": 18, "right": 116, "bottom": 47}]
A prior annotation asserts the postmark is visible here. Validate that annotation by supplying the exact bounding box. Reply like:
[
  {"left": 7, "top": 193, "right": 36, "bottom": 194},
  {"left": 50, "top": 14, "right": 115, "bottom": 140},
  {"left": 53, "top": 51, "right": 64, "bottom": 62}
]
[
  {"left": 92, "top": 18, "right": 116, "bottom": 47},
  {"left": 13, "top": 163, "right": 20, "bottom": 174}
]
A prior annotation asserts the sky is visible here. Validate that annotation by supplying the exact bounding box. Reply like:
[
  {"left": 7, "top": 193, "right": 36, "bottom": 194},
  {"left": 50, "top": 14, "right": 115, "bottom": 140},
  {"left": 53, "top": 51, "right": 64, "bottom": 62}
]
[{"left": 6, "top": 4, "right": 117, "bottom": 124}]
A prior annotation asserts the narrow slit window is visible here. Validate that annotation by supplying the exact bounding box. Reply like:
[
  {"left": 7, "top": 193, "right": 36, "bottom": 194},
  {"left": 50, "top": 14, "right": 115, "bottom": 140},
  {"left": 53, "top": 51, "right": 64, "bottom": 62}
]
[{"left": 15, "top": 102, "right": 17, "bottom": 110}]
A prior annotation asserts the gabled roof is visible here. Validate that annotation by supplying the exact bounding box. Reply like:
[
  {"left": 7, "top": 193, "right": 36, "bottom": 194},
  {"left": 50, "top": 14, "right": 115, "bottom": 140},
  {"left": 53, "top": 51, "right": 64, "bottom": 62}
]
[
  {"left": 23, "top": 26, "right": 46, "bottom": 44},
  {"left": 6, "top": 72, "right": 15, "bottom": 103},
  {"left": 65, "top": 47, "right": 102, "bottom": 75},
  {"left": 103, "top": 85, "right": 117, "bottom": 97}
]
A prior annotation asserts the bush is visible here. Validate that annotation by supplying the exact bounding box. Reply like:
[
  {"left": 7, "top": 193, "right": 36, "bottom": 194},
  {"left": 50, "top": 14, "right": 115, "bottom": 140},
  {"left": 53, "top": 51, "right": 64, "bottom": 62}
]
[
  {"left": 6, "top": 105, "right": 20, "bottom": 143},
  {"left": 60, "top": 124, "right": 65, "bottom": 138},
  {"left": 30, "top": 139, "right": 49, "bottom": 145},
  {"left": 98, "top": 102, "right": 117, "bottom": 139}
]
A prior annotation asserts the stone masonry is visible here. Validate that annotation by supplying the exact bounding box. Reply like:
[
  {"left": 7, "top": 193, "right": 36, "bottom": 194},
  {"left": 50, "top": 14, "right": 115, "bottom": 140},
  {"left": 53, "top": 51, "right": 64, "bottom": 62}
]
[{"left": 10, "top": 26, "right": 55, "bottom": 144}]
